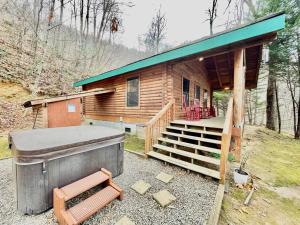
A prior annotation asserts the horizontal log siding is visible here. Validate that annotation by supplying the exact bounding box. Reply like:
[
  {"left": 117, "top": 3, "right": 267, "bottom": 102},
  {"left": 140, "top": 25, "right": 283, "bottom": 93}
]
[
  {"left": 171, "top": 62, "right": 211, "bottom": 119},
  {"left": 82, "top": 64, "right": 164, "bottom": 123}
]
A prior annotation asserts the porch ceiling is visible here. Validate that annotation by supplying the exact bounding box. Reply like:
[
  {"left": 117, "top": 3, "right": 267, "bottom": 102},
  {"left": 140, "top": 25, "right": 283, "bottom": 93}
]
[
  {"left": 204, "top": 45, "right": 262, "bottom": 90},
  {"left": 176, "top": 44, "right": 263, "bottom": 91}
]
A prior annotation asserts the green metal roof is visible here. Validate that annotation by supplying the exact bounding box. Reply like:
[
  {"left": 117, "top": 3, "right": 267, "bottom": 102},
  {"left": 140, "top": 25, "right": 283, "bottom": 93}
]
[{"left": 74, "top": 12, "right": 285, "bottom": 87}]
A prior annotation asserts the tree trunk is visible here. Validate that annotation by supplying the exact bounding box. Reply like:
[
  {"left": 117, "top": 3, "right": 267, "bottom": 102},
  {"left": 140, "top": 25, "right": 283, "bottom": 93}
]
[
  {"left": 274, "top": 80, "right": 281, "bottom": 133},
  {"left": 79, "top": 0, "right": 84, "bottom": 45},
  {"left": 295, "top": 94, "right": 300, "bottom": 139},
  {"left": 266, "top": 50, "right": 276, "bottom": 130},
  {"left": 254, "top": 88, "right": 258, "bottom": 125},
  {"left": 295, "top": 32, "right": 300, "bottom": 139}
]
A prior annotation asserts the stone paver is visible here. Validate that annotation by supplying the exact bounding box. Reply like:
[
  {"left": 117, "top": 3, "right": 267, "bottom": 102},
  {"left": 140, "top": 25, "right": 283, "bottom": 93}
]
[
  {"left": 131, "top": 180, "right": 151, "bottom": 195},
  {"left": 115, "top": 216, "right": 135, "bottom": 225},
  {"left": 153, "top": 189, "right": 176, "bottom": 207},
  {"left": 156, "top": 172, "right": 174, "bottom": 183}
]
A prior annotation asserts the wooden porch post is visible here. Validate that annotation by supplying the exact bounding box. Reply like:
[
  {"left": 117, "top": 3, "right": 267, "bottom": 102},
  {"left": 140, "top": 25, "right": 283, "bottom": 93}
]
[
  {"left": 233, "top": 48, "right": 245, "bottom": 162},
  {"left": 210, "top": 89, "right": 213, "bottom": 108}
]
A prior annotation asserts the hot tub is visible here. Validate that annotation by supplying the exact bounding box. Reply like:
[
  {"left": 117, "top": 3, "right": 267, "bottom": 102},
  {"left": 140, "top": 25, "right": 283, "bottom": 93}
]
[{"left": 9, "top": 126, "right": 124, "bottom": 215}]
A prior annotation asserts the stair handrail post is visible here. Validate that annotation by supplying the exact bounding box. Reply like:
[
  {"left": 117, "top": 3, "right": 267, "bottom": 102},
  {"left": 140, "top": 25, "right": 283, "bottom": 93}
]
[
  {"left": 220, "top": 97, "right": 233, "bottom": 184},
  {"left": 144, "top": 98, "right": 175, "bottom": 155}
]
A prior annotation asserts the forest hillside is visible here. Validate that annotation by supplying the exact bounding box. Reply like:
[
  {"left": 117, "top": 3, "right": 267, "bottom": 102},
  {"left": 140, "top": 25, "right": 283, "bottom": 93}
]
[
  {"left": 0, "top": 0, "right": 150, "bottom": 133},
  {"left": 0, "top": 0, "right": 148, "bottom": 96}
]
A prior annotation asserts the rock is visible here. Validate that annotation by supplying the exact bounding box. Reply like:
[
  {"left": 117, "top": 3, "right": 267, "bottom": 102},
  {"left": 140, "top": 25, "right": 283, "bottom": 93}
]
[
  {"left": 115, "top": 216, "right": 135, "bottom": 225},
  {"left": 131, "top": 180, "right": 151, "bottom": 195},
  {"left": 155, "top": 172, "right": 174, "bottom": 184},
  {"left": 153, "top": 190, "right": 176, "bottom": 207}
]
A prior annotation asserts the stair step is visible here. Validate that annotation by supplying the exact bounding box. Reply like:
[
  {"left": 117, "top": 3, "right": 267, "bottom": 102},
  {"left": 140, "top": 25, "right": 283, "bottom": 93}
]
[
  {"left": 54, "top": 169, "right": 123, "bottom": 225},
  {"left": 171, "top": 120, "right": 224, "bottom": 130},
  {"left": 167, "top": 126, "right": 222, "bottom": 136},
  {"left": 153, "top": 144, "right": 220, "bottom": 165},
  {"left": 66, "top": 186, "right": 120, "bottom": 224},
  {"left": 148, "top": 151, "right": 220, "bottom": 179},
  {"left": 61, "top": 171, "right": 109, "bottom": 201},
  {"left": 162, "top": 131, "right": 221, "bottom": 144},
  {"left": 158, "top": 137, "right": 221, "bottom": 154}
]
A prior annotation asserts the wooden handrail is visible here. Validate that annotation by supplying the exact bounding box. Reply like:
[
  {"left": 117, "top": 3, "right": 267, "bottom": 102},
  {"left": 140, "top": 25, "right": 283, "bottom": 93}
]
[
  {"left": 144, "top": 99, "right": 176, "bottom": 154},
  {"left": 220, "top": 97, "right": 233, "bottom": 184}
]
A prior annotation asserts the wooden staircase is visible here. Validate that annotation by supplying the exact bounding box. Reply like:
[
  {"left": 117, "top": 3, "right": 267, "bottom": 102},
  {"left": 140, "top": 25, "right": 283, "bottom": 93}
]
[
  {"left": 147, "top": 120, "right": 223, "bottom": 179},
  {"left": 53, "top": 168, "right": 123, "bottom": 225}
]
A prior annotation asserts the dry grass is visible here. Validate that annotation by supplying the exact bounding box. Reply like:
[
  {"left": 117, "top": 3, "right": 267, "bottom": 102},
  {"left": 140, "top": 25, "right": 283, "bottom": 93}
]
[{"left": 0, "top": 136, "right": 11, "bottom": 159}]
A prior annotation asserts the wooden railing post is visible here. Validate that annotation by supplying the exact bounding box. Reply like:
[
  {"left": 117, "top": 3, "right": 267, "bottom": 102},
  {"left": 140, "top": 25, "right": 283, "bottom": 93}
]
[
  {"left": 220, "top": 97, "right": 233, "bottom": 184},
  {"left": 144, "top": 98, "right": 175, "bottom": 156}
]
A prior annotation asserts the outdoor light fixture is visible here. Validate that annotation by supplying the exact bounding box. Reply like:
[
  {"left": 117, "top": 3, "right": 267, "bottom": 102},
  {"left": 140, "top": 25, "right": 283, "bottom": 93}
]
[
  {"left": 198, "top": 57, "right": 204, "bottom": 62},
  {"left": 224, "top": 87, "right": 230, "bottom": 90}
]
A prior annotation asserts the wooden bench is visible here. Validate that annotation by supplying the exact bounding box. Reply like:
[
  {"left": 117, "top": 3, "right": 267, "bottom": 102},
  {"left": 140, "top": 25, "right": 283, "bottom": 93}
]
[{"left": 53, "top": 168, "right": 123, "bottom": 225}]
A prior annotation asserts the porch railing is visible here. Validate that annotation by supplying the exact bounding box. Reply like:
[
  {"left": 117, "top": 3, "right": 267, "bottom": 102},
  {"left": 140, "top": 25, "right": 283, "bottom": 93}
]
[
  {"left": 144, "top": 99, "right": 176, "bottom": 154},
  {"left": 220, "top": 97, "right": 233, "bottom": 184}
]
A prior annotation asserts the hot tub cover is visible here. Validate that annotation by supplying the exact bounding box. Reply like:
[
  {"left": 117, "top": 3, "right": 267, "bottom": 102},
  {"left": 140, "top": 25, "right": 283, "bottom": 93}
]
[{"left": 10, "top": 126, "right": 124, "bottom": 157}]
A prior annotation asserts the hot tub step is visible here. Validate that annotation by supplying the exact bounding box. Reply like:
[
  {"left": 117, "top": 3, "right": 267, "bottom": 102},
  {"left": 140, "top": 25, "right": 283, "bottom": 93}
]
[
  {"left": 54, "top": 168, "right": 123, "bottom": 225},
  {"left": 67, "top": 186, "right": 120, "bottom": 224},
  {"left": 61, "top": 169, "right": 110, "bottom": 201}
]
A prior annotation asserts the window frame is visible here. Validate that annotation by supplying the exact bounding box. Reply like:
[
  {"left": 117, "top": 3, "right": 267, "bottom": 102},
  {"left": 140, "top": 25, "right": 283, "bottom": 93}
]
[
  {"left": 182, "top": 77, "right": 190, "bottom": 107},
  {"left": 194, "top": 84, "right": 201, "bottom": 101},
  {"left": 67, "top": 103, "right": 76, "bottom": 113},
  {"left": 126, "top": 75, "right": 140, "bottom": 108}
]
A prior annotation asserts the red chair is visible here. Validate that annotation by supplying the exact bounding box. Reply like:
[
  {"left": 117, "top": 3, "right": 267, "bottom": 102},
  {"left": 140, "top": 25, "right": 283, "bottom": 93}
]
[
  {"left": 194, "top": 106, "right": 203, "bottom": 120},
  {"left": 203, "top": 107, "right": 210, "bottom": 118},
  {"left": 193, "top": 99, "right": 201, "bottom": 120}
]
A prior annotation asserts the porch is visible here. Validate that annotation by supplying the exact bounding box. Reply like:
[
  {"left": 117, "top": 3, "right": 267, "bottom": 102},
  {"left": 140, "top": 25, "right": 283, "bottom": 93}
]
[{"left": 174, "top": 117, "right": 225, "bottom": 129}]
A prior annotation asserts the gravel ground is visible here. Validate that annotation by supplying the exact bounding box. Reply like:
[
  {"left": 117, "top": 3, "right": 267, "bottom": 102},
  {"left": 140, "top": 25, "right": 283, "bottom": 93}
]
[{"left": 0, "top": 152, "right": 218, "bottom": 225}]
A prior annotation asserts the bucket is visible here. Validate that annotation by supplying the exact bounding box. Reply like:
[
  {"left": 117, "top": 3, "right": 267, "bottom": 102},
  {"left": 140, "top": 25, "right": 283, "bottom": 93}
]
[{"left": 233, "top": 168, "right": 249, "bottom": 185}]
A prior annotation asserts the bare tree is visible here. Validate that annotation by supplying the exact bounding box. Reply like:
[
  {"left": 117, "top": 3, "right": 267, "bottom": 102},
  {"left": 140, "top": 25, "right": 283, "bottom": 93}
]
[
  {"left": 144, "top": 7, "right": 167, "bottom": 53},
  {"left": 207, "top": 0, "right": 218, "bottom": 35}
]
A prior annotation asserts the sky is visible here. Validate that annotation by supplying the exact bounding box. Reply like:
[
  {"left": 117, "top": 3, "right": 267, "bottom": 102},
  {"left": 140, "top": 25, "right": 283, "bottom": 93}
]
[{"left": 118, "top": 0, "right": 235, "bottom": 49}]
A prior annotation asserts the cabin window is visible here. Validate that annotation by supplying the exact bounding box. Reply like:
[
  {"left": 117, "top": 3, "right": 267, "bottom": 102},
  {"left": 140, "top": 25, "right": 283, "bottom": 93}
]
[
  {"left": 182, "top": 78, "right": 190, "bottom": 106},
  {"left": 195, "top": 85, "right": 200, "bottom": 100},
  {"left": 127, "top": 76, "right": 139, "bottom": 107},
  {"left": 203, "top": 89, "right": 208, "bottom": 108},
  {"left": 67, "top": 104, "right": 76, "bottom": 112}
]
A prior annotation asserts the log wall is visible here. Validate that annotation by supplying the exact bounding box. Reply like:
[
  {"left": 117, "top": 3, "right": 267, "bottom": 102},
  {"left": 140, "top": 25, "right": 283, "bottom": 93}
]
[
  {"left": 83, "top": 64, "right": 166, "bottom": 123},
  {"left": 82, "top": 61, "right": 212, "bottom": 123},
  {"left": 170, "top": 61, "right": 211, "bottom": 118}
]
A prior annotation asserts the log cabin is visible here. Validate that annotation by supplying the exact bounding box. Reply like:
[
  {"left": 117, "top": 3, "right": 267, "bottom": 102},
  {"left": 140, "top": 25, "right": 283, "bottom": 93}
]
[{"left": 74, "top": 13, "right": 285, "bottom": 182}]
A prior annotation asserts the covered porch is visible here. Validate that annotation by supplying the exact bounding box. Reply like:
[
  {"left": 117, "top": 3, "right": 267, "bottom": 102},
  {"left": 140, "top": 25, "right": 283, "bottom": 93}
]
[{"left": 145, "top": 13, "right": 285, "bottom": 183}]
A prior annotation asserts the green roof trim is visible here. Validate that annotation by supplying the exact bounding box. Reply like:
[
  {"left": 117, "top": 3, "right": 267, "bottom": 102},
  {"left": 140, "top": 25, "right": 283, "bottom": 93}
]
[{"left": 74, "top": 13, "right": 285, "bottom": 87}]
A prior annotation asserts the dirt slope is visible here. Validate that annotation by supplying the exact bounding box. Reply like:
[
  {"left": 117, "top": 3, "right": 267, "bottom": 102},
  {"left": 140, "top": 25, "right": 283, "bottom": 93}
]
[{"left": 0, "top": 82, "right": 33, "bottom": 134}]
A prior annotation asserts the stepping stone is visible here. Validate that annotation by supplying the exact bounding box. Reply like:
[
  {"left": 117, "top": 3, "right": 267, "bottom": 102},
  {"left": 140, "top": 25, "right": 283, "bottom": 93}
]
[
  {"left": 115, "top": 216, "right": 135, "bottom": 225},
  {"left": 153, "top": 190, "right": 176, "bottom": 207},
  {"left": 131, "top": 180, "right": 151, "bottom": 195},
  {"left": 156, "top": 172, "right": 174, "bottom": 183}
]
